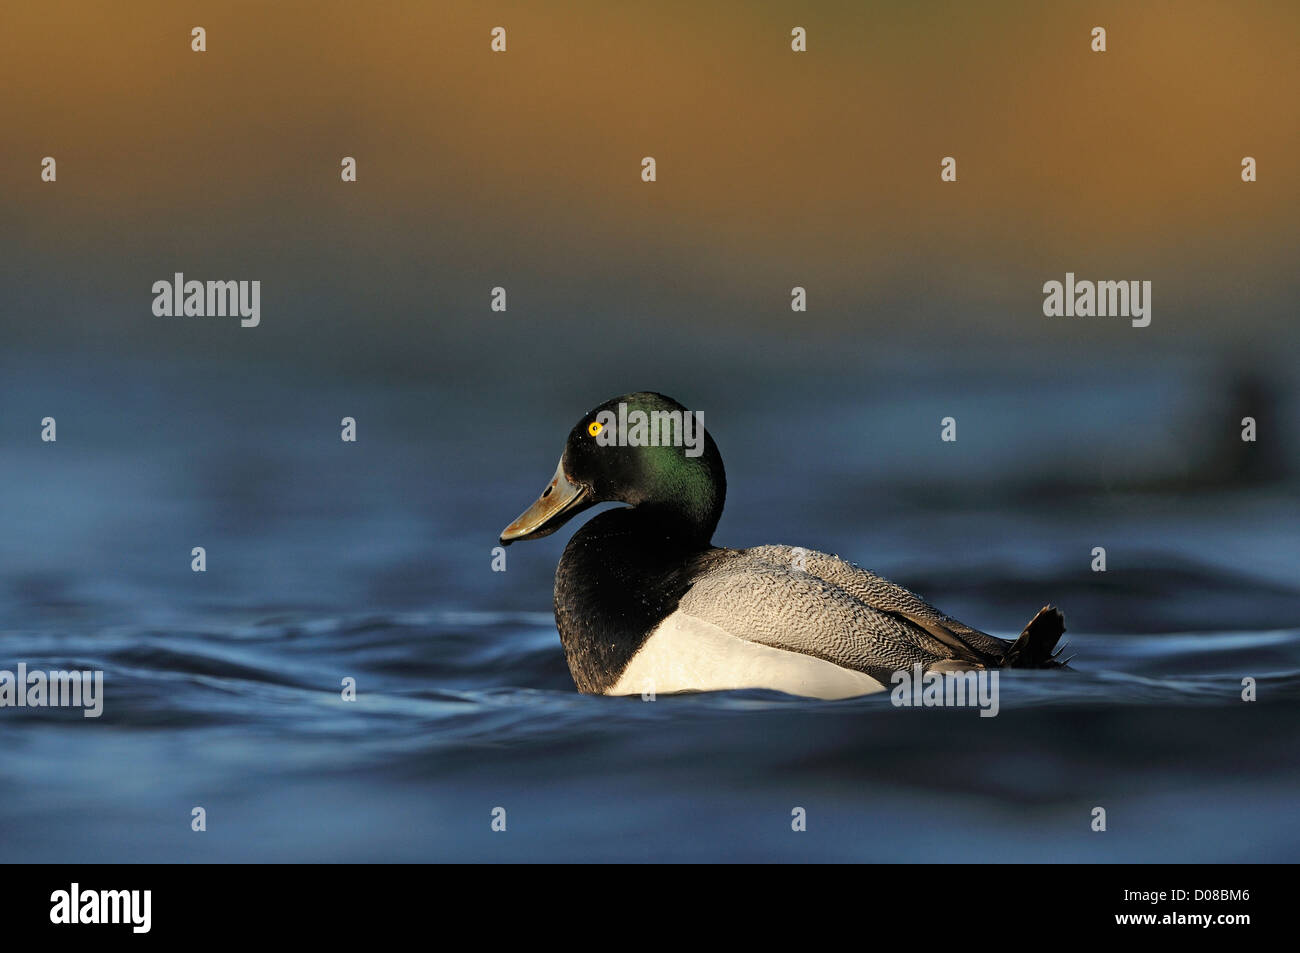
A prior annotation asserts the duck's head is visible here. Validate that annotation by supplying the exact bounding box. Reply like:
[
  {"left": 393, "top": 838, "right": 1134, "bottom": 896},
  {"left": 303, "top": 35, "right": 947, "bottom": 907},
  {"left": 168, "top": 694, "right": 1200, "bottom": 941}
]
[{"left": 500, "top": 392, "right": 726, "bottom": 547}]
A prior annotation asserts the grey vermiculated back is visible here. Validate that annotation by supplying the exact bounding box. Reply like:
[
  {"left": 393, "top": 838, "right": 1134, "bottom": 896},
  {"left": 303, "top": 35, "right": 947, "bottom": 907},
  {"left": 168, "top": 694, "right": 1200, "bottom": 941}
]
[{"left": 677, "top": 545, "right": 1009, "bottom": 684}]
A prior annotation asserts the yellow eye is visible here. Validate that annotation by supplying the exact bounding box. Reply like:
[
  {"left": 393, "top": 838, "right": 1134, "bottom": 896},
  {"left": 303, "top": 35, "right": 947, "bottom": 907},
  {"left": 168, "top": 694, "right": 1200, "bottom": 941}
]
[{"left": 587, "top": 421, "right": 603, "bottom": 436}]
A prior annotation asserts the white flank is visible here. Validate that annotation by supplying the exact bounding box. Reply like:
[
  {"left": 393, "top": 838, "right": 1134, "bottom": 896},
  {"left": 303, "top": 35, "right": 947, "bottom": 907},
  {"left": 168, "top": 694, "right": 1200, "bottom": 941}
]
[{"left": 608, "top": 611, "right": 885, "bottom": 699}]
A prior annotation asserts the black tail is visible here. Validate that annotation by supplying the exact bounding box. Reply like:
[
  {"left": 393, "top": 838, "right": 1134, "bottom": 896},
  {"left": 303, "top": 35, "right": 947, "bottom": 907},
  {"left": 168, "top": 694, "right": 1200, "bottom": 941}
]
[{"left": 1003, "top": 606, "right": 1068, "bottom": 668}]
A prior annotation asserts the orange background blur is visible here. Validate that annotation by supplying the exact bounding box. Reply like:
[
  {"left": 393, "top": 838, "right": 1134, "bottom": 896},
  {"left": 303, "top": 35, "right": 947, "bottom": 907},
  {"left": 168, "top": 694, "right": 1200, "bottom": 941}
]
[{"left": 2, "top": 1, "right": 1296, "bottom": 363}]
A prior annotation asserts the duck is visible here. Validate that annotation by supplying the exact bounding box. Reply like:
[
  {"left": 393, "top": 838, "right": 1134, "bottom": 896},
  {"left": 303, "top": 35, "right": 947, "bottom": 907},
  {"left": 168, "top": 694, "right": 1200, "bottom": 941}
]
[{"left": 500, "top": 392, "right": 1067, "bottom": 698}]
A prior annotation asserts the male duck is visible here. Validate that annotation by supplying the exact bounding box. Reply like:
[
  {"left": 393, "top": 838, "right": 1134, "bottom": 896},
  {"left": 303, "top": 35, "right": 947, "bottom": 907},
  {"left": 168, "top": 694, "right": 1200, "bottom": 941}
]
[{"left": 500, "top": 392, "right": 1066, "bottom": 698}]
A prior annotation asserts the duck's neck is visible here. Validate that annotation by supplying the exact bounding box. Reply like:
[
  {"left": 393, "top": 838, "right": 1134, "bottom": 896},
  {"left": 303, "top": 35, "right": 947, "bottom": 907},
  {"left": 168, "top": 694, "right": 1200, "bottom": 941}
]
[
  {"left": 553, "top": 507, "right": 724, "bottom": 693},
  {"left": 628, "top": 442, "right": 726, "bottom": 545}
]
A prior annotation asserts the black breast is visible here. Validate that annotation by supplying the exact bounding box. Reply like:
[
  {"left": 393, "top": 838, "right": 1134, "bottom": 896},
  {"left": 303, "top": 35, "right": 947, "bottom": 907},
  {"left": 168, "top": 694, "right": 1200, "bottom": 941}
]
[{"left": 553, "top": 507, "right": 729, "bottom": 694}]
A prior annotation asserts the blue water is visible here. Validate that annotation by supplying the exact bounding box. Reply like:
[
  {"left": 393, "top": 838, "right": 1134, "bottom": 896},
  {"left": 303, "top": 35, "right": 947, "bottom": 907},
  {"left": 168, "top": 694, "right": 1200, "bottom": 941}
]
[{"left": 2, "top": 348, "right": 1298, "bottom": 862}]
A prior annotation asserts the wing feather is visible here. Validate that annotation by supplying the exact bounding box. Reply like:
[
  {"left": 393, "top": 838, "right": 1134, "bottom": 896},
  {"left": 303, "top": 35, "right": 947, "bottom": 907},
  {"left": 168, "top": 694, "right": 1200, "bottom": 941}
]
[{"left": 676, "top": 545, "right": 1008, "bottom": 682}]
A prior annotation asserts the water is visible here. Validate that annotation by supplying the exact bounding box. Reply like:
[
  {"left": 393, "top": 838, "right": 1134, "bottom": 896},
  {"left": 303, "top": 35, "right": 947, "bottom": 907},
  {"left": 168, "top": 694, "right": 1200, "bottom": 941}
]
[{"left": 2, "top": 348, "right": 1298, "bottom": 862}]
